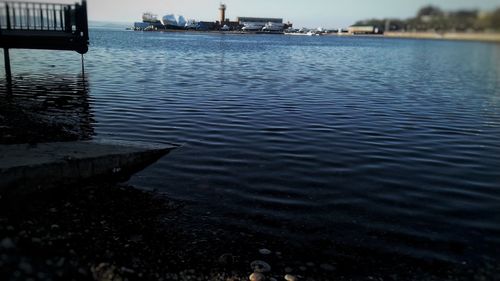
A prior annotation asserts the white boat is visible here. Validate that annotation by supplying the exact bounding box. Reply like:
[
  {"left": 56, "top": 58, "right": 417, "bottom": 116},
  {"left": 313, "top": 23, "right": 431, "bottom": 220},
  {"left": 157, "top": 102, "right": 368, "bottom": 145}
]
[
  {"left": 284, "top": 30, "right": 320, "bottom": 36},
  {"left": 242, "top": 22, "right": 264, "bottom": 31},
  {"left": 162, "top": 14, "right": 186, "bottom": 29},
  {"left": 262, "top": 22, "right": 285, "bottom": 32}
]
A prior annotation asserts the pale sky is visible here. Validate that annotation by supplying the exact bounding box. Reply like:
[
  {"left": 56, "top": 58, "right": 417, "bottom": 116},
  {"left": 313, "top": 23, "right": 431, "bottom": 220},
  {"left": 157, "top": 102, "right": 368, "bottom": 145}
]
[{"left": 81, "top": 0, "right": 500, "bottom": 28}]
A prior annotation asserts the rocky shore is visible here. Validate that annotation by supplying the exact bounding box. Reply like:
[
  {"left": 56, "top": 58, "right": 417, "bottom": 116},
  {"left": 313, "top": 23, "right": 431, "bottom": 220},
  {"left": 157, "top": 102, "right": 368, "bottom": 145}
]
[
  {"left": 2, "top": 182, "right": 500, "bottom": 281},
  {"left": 0, "top": 183, "right": 355, "bottom": 281}
]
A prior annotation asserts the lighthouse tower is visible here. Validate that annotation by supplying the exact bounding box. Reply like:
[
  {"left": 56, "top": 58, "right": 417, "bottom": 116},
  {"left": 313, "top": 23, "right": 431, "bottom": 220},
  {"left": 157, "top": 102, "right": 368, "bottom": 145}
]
[{"left": 219, "top": 4, "right": 226, "bottom": 24}]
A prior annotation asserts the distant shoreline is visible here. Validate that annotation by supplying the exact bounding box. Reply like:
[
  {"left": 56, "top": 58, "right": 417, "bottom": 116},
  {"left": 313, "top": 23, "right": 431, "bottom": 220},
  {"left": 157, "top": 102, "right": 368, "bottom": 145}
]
[
  {"left": 382, "top": 31, "right": 500, "bottom": 43},
  {"left": 125, "top": 28, "right": 500, "bottom": 43}
]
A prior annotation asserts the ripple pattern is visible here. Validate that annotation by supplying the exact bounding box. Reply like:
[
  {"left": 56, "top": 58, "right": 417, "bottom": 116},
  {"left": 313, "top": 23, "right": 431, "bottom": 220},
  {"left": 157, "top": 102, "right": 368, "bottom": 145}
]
[{"left": 2, "top": 30, "right": 500, "bottom": 265}]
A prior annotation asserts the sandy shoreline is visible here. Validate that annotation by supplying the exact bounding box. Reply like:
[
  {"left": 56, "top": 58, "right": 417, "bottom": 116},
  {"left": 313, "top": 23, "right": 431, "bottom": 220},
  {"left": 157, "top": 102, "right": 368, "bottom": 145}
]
[
  {"left": 383, "top": 31, "right": 500, "bottom": 43},
  {"left": 130, "top": 29, "right": 500, "bottom": 43}
]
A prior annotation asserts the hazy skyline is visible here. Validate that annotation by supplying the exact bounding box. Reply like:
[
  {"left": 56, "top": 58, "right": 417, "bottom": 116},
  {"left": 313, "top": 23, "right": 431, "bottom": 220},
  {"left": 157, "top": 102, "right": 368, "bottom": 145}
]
[{"left": 83, "top": 0, "right": 500, "bottom": 28}]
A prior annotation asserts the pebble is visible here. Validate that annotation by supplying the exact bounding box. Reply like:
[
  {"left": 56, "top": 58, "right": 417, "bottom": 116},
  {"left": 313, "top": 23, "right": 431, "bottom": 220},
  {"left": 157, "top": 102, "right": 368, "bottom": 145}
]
[
  {"left": 284, "top": 274, "right": 298, "bottom": 281},
  {"left": 259, "top": 248, "right": 272, "bottom": 255},
  {"left": 299, "top": 266, "right": 307, "bottom": 271},
  {"left": 0, "top": 238, "right": 15, "bottom": 249},
  {"left": 249, "top": 272, "right": 265, "bottom": 281},
  {"left": 218, "top": 253, "right": 234, "bottom": 265},
  {"left": 91, "top": 263, "right": 122, "bottom": 281},
  {"left": 284, "top": 267, "right": 293, "bottom": 273},
  {"left": 18, "top": 261, "right": 33, "bottom": 274},
  {"left": 251, "top": 260, "right": 272, "bottom": 273},
  {"left": 31, "top": 237, "right": 42, "bottom": 244},
  {"left": 56, "top": 257, "right": 66, "bottom": 267},
  {"left": 120, "top": 267, "right": 135, "bottom": 274},
  {"left": 320, "top": 263, "right": 336, "bottom": 271}
]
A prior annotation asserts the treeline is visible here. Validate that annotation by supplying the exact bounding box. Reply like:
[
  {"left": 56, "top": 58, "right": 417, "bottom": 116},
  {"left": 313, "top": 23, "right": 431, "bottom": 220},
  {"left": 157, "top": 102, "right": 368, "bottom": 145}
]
[{"left": 354, "top": 5, "right": 500, "bottom": 32}]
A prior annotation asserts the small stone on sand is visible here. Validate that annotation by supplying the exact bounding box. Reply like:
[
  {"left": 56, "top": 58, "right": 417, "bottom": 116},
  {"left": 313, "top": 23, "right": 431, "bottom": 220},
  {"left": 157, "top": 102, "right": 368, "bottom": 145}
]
[
  {"left": 0, "top": 238, "right": 15, "bottom": 249},
  {"left": 218, "top": 253, "right": 234, "bottom": 265},
  {"left": 320, "top": 263, "right": 336, "bottom": 271},
  {"left": 251, "top": 260, "right": 271, "bottom": 273},
  {"left": 249, "top": 272, "right": 265, "bottom": 281},
  {"left": 259, "top": 248, "right": 272, "bottom": 255}
]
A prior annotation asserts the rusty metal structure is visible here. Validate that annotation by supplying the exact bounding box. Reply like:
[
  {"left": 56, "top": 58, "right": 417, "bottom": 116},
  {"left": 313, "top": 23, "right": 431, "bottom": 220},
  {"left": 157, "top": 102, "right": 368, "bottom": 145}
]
[{"left": 0, "top": 0, "right": 89, "bottom": 83}]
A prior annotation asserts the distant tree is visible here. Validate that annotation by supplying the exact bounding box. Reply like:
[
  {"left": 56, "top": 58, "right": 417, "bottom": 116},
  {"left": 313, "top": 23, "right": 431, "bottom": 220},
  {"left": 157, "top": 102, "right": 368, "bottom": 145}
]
[
  {"left": 448, "top": 10, "right": 478, "bottom": 31},
  {"left": 351, "top": 5, "right": 500, "bottom": 32},
  {"left": 491, "top": 8, "right": 500, "bottom": 29},
  {"left": 385, "top": 19, "right": 406, "bottom": 31},
  {"left": 417, "top": 5, "right": 444, "bottom": 18}
]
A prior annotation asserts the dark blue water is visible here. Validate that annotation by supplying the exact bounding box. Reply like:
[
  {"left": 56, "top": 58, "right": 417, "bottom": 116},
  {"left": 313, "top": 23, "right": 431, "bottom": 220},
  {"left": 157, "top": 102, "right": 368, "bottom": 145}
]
[{"left": 2, "top": 29, "right": 500, "bottom": 271}]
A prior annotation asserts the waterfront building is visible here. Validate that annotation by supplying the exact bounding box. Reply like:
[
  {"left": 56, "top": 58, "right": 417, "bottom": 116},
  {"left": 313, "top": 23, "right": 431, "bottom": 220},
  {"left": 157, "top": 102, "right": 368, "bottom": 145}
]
[
  {"left": 237, "top": 17, "right": 283, "bottom": 25},
  {"left": 348, "top": 25, "right": 383, "bottom": 34}
]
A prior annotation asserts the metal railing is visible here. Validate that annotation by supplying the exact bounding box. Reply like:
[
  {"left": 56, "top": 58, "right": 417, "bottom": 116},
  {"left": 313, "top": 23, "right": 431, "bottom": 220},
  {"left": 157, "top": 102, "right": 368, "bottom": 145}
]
[{"left": 0, "top": 0, "right": 88, "bottom": 36}]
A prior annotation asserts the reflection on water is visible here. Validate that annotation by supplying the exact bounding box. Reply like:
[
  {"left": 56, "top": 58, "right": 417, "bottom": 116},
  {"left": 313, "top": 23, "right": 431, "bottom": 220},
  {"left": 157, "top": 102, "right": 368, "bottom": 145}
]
[{"left": 0, "top": 74, "right": 94, "bottom": 144}]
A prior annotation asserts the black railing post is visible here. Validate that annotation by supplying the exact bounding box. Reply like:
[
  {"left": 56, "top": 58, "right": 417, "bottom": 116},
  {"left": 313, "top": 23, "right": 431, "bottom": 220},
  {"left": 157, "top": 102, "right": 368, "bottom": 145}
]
[
  {"left": 53, "top": 4, "right": 56, "bottom": 30},
  {"left": 18, "top": 4, "right": 22, "bottom": 29},
  {"left": 12, "top": 6, "right": 16, "bottom": 28},
  {"left": 26, "top": 7, "right": 30, "bottom": 30},
  {"left": 64, "top": 6, "right": 71, "bottom": 32},
  {"left": 40, "top": 4, "right": 44, "bottom": 30},
  {"left": 6, "top": 4, "right": 11, "bottom": 30},
  {"left": 59, "top": 8, "right": 64, "bottom": 30}
]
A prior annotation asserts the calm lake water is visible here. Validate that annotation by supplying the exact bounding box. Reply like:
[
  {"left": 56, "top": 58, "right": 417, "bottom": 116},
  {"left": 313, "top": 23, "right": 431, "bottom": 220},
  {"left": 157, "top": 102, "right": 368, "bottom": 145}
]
[{"left": 2, "top": 28, "right": 500, "bottom": 276}]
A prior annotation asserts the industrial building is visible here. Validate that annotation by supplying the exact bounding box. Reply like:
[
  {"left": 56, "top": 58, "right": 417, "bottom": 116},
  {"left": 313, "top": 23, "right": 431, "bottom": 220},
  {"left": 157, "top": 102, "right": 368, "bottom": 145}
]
[
  {"left": 237, "top": 17, "right": 283, "bottom": 24},
  {"left": 348, "top": 25, "right": 383, "bottom": 34}
]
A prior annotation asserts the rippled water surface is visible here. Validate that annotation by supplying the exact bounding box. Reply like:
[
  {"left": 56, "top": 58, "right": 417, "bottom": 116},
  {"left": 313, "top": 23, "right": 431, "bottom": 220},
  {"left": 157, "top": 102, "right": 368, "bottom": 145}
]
[{"left": 2, "top": 29, "right": 500, "bottom": 271}]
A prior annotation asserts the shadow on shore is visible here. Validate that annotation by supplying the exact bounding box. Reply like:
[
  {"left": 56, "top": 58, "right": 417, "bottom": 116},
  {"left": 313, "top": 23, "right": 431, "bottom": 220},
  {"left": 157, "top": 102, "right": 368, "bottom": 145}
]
[{"left": 0, "top": 74, "right": 94, "bottom": 145}]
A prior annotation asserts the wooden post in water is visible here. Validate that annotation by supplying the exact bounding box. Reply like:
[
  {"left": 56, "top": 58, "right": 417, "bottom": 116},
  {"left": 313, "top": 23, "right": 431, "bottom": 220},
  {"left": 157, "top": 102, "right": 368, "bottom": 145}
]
[
  {"left": 4, "top": 48, "right": 12, "bottom": 86},
  {"left": 81, "top": 54, "right": 85, "bottom": 75}
]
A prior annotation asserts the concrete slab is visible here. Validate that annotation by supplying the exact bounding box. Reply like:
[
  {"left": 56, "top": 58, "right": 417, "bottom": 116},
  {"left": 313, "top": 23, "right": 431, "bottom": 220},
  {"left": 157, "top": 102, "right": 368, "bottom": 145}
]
[{"left": 0, "top": 140, "right": 178, "bottom": 194}]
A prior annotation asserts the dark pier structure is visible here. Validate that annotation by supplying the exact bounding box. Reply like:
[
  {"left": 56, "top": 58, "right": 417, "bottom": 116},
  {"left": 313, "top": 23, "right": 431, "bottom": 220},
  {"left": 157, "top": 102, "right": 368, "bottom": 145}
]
[{"left": 0, "top": 0, "right": 89, "bottom": 84}]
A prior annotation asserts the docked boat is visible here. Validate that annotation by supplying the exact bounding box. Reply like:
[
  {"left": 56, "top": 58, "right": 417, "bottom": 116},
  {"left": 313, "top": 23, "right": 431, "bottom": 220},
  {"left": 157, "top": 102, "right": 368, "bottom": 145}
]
[
  {"left": 262, "top": 22, "right": 285, "bottom": 32},
  {"left": 242, "top": 22, "right": 264, "bottom": 31},
  {"left": 162, "top": 14, "right": 187, "bottom": 29},
  {"left": 134, "top": 12, "right": 164, "bottom": 30}
]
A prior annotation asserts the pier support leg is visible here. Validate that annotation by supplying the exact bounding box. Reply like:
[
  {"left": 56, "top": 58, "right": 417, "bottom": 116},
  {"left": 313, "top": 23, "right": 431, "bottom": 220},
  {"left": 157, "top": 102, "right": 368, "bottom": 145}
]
[
  {"left": 4, "top": 48, "right": 12, "bottom": 86},
  {"left": 81, "top": 54, "right": 85, "bottom": 76}
]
